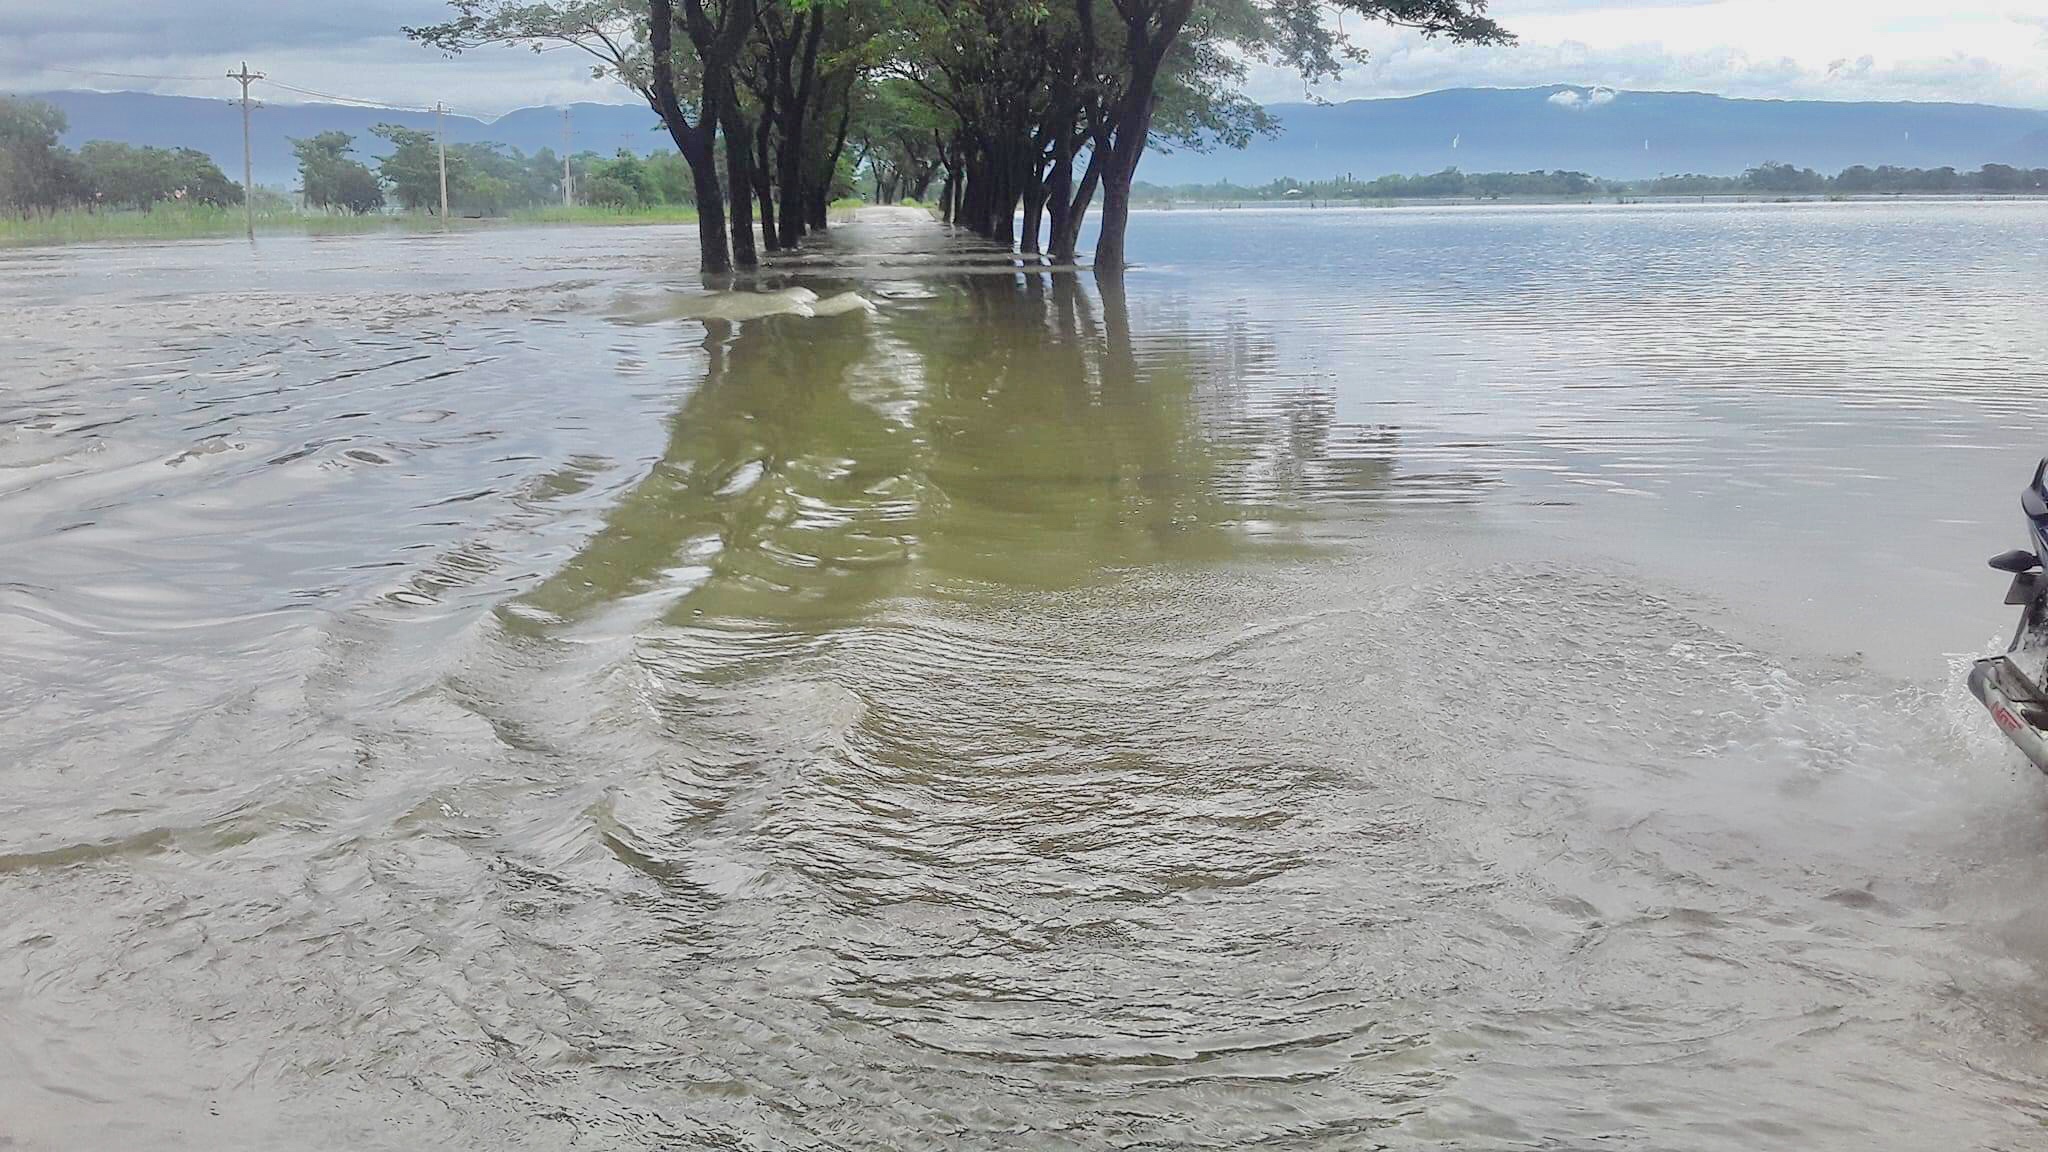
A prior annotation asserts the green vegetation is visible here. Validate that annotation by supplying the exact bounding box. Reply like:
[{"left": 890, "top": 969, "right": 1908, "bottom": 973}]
[
  {"left": 1137, "top": 162, "right": 2048, "bottom": 204},
  {"left": 0, "top": 200, "right": 715, "bottom": 246},
  {"left": 506, "top": 202, "right": 701, "bottom": 225},
  {"left": 293, "top": 131, "right": 384, "bottom": 214},
  {"left": 3, "top": 97, "right": 241, "bottom": 215},
  {"left": 0, "top": 202, "right": 442, "bottom": 245}
]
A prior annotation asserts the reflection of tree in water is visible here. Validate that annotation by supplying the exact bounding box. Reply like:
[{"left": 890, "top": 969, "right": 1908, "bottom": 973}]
[{"left": 515, "top": 270, "right": 1395, "bottom": 633}]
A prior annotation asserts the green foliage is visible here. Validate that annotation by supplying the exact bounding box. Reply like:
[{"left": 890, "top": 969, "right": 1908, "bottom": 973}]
[
  {"left": 371, "top": 123, "right": 459, "bottom": 212},
  {"left": 507, "top": 202, "right": 701, "bottom": 225},
  {"left": 451, "top": 141, "right": 562, "bottom": 213},
  {"left": 581, "top": 149, "right": 654, "bottom": 206},
  {"left": 75, "top": 141, "right": 241, "bottom": 210},
  {"left": 293, "top": 131, "right": 384, "bottom": 214},
  {"left": 0, "top": 96, "right": 83, "bottom": 214}
]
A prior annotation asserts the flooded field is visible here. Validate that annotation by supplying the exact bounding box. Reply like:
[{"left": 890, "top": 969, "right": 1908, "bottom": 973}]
[{"left": 6, "top": 203, "right": 2048, "bottom": 1150}]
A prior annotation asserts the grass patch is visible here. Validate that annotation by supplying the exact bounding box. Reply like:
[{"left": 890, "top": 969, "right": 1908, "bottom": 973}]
[
  {"left": 506, "top": 203, "right": 701, "bottom": 226},
  {"left": 0, "top": 204, "right": 448, "bottom": 246},
  {"left": 0, "top": 202, "right": 713, "bottom": 246}
]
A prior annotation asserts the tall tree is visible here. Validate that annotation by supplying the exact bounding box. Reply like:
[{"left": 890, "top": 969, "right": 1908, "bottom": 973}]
[
  {"left": 372, "top": 123, "right": 465, "bottom": 211},
  {"left": 1081, "top": 0, "right": 1511, "bottom": 271},
  {"left": 293, "top": 131, "right": 385, "bottom": 214},
  {"left": 0, "top": 98, "right": 83, "bottom": 215},
  {"left": 411, "top": 0, "right": 757, "bottom": 273}
]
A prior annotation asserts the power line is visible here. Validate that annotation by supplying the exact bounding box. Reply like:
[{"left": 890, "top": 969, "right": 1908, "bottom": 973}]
[
  {"left": 41, "top": 65, "right": 219, "bottom": 82},
  {"left": 261, "top": 79, "right": 435, "bottom": 115}
]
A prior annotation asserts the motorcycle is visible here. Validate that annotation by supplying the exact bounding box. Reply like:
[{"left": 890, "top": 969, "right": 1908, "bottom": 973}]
[{"left": 1970, "top": 459, "right": 2048, "bottom": 775}]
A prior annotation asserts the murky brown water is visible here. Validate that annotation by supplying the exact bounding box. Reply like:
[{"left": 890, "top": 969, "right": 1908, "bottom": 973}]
[{"left": 6, "top": 204, "right": 2048, "bottom": 1150}]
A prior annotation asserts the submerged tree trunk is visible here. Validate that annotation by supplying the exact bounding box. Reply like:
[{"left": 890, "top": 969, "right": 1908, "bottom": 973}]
[
  {"left": 773, "top": 8, "right": 824, "bottom": 249},
  {"left": 1093, "top": 81, "right": 1157, "bottom": 271},
  {"left": 752, "top": 81, "right": 778, "bottom": 251},
  {"left": 809, "top": 89, "right": 851, "bottom": 231},
  {"left": 1050, "top": 150, "right": 1101, "bottom": 266},
  {"left": 717, "top": 85, "right": 757, "bottom": 269},
  {"left": 683, "top": 130, "right": 732, "bottom": 275},
  {"left": 1090, "top": 0, "right": 1188, "bottom": 273},
  {"left": 651, "top": 0, "right": 730, "bottom": 274},
  {"left": 1021, "top": 175, "right": 1046, "bottom": 255}
]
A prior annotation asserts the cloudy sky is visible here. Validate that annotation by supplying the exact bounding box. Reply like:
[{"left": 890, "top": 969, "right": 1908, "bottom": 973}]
[{"left": 2, "top": 0, "right": 2045, "bottom": 118}]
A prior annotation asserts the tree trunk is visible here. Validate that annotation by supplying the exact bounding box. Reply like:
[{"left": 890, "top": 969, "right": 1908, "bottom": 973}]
[
  {"left": 810, "top": 89, "right": 851, "bottom": 231},
  {"left": 1021, "top": 175, "right": 1046, "bottom": 255},
  {"left": 752, "top": 80, "right": 778, "bottom": 251},
  {"left": 651, "top": 0, "right": 740, "bottom": 274},
  {"left": 684, "top": 131, "right": 731, "bottom": 275},
  {"left": 1050, "top": 149, "right": 1101, "bottom": 266},
  {"left": 1095, "top": 166, "right": 1132, "bottom": 272},
  {"left": 776, "top": 133, "right": 806, "bottom": 247},
  {"left": 717, "top": 86, "right": 757, "bottom": 269},
  {"left": 1046, "top": 142, "right": 1074, "bottom": 262},
  {"left": 1093, "top": 76, "right": 1159, "bottom": 272},
  {"left": 773, "top": 8, "right": 824, "bottom": 249}
]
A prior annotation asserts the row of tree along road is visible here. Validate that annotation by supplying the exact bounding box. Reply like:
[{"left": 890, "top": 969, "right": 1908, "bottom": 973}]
[{"left": 411, "top": 0, "right": 1515, "bottom": 272}]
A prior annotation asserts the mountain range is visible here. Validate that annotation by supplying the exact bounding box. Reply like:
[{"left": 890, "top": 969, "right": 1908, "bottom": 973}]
[{"left": 22, "top": 86, "right": 2048, "bottom": 190}]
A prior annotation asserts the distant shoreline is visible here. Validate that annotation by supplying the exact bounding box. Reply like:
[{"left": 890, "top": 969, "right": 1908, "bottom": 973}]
[{"left": 1132, "top": 192, "right": 2048, "bottom": 210}]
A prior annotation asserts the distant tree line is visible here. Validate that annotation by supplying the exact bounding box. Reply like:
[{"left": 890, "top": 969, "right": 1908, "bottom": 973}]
[
  {"left": 2, "top": 96, "right": 241, "bottom": 215},
  {"left": 0, "top": 97, "right": 722, "bottom": 220},
  {"left": 1138, "top": 161, "right": 2048, "bottom": 203},
  {"left": 291, "top": 126, "right": 693, "bottom": 216}
]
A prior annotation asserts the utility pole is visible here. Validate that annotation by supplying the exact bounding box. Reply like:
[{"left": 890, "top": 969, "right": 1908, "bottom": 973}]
[
  {"left": 227, "top": 62, "right": 263, "bottom": 240},
  {"left": 434, "top": 102, "right": 450, "bottom": 223},
  {"left": 561, "top": 107, "right": 573, "bottom": 208}
]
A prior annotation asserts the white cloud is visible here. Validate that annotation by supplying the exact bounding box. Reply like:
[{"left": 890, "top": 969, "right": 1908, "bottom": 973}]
[
  {"left": 1253, "top": 0, "right": 2048, "bottom": 109},
  {"left": 1, "top": 0, "right": 2044, "bottom": 113}
]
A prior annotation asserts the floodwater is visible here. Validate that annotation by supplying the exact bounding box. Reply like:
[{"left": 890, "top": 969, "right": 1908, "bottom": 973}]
[{"left": 5, "top": 203, "right": 2048, "bottom": 1150}]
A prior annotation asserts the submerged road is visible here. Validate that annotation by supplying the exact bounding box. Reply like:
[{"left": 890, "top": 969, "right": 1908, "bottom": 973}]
[{"left": 4, "top": 204, "right": 2048, "bottom": 1150}]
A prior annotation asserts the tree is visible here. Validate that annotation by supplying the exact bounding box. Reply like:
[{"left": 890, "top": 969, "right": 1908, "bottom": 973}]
[
  {"left": 850, "top": 77, "right": 943, "bottom": 204},
  {"left": 75, "top": 141, "right": 241, "bottom": 210},
  {"left": 1743, "top": 161, "right": 1824, "bottom": 195},
  {"left": 1076, "top": 0, "right": 1511, "bottom": 270},
  {"left": 411, "top": 0, "right": 756, "bottom": 273},
  {"left": 293, "top": 131, "right": 384, "bottom": 213},
  {"left": 0, "top": 98, "right": 88, "bottom": 215},
  {"left": 372, "top": 123, "right": 464, "bottom": 212}
]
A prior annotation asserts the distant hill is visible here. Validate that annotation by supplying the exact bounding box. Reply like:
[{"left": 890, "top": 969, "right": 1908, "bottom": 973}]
[
  {"left": 25, "top": 90, "right": 669, "bottom": 188},
  {"left": 1141, "top": 87, "right": 2048, "bottom": 183},
  {"left": 19, "top": 86, "right": 2048, "bottom": 189}
]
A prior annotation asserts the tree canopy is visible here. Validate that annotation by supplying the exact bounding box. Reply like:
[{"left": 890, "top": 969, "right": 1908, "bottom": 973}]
[{"left": 294, "top": 131, "right": 386, "bottom": 214}]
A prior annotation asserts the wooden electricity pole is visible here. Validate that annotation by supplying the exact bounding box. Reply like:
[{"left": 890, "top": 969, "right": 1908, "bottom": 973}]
[
  {"left": 433, "top": 102, "right": 450, "bottom": 222},
  {"left": 227, "top": 62, "right": 263, "bottom": 240}
]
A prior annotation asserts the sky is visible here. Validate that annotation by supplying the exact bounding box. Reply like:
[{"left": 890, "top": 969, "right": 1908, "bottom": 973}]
[{"left": 1, "top": 0, "right": 2045, "bottom": 118}]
